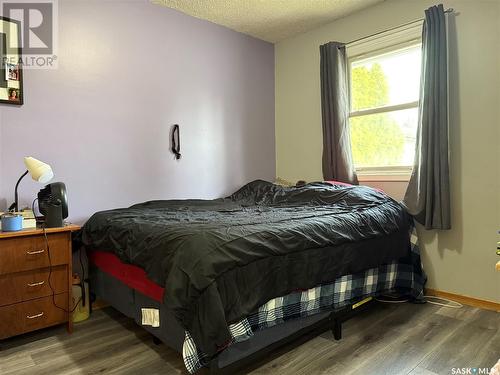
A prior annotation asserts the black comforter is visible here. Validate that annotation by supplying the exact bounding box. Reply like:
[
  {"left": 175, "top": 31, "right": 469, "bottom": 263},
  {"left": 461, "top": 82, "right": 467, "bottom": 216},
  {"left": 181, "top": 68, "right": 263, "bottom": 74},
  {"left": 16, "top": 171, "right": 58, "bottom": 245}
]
[{"left": 80, "top": 180, "right": 412, "bottom": 356}]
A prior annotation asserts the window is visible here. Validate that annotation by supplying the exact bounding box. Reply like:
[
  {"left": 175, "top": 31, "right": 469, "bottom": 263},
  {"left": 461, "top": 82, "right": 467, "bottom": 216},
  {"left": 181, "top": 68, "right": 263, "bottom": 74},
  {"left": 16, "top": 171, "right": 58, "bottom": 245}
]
[{"left": 347, "top": 30, "right": 422, "bottom": 177}]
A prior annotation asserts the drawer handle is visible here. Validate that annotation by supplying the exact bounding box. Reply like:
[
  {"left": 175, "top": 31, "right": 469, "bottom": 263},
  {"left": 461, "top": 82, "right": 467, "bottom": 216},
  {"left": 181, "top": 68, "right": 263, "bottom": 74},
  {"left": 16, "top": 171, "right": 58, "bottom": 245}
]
[
  {"left": 26, "top": 249, "right": 45, "bottom": 255},
  {"left": 26, "top": 312, "right": 44, "bottom": 319},
  {"left": 27, "top": 281, "right": 45, "bottom": 287}
]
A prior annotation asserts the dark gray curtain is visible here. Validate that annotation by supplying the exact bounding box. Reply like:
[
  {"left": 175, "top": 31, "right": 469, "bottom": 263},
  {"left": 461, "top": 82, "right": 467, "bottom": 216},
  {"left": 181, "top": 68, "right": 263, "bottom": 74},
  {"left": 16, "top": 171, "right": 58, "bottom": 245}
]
[
  {"left": 320, "top": 42, "right": 358, "bottom": 184},
  {"left": 404, "top": 4, "right": 450, "bottom": 229}
]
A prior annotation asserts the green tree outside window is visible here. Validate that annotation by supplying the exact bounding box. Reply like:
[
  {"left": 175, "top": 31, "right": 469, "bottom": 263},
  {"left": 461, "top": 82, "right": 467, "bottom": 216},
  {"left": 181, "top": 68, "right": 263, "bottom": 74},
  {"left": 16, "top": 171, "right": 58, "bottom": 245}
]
[{"left": 350, "top": 63, "right": 405, "bottom": 167}]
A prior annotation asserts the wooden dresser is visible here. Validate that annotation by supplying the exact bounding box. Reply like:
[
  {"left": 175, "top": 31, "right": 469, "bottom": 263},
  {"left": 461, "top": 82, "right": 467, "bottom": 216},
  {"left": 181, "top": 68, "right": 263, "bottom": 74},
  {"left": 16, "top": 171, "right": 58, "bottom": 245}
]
[{"left": 0, "top": 225, "right": 80, "bottom": 339}]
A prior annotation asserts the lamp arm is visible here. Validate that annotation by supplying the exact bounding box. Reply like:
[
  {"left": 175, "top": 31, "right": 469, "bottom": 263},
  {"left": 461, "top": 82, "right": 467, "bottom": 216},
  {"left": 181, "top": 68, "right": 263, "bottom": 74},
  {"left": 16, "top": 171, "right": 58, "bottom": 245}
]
[{"left": 10, "top": 170, "right": 29, "bottom": 212}]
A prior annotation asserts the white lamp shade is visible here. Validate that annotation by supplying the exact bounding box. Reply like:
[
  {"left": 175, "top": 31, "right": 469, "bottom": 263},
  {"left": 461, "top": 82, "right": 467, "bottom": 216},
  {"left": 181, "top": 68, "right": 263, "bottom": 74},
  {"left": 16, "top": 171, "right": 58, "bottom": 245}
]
[{"left": 24, "top": 157, "right": 54, "bottom": 183}]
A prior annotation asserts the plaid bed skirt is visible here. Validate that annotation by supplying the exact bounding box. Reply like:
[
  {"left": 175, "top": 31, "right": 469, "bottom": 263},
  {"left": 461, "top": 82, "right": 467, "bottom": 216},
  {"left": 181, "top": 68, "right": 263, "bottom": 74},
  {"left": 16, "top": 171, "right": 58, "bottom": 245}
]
[{"left": 182, "top": 225, "right": 426, "bottom": 373}]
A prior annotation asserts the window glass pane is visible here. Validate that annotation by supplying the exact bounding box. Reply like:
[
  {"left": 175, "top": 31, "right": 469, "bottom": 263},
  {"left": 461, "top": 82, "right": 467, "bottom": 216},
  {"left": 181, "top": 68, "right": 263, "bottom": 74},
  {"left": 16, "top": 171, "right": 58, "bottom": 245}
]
[
  {"left": 350, "top": 108, "right": 418, "bottom": 168},
  {"left": 351, "top": 45, "right": 421, "bottom": 111}
]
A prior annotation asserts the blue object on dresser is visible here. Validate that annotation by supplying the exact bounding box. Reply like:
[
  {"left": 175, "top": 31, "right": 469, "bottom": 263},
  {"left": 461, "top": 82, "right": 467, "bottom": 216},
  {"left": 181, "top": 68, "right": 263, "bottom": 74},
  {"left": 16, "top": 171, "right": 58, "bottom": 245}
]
[{"left": 1, "top": 213, "right": 23, "bottom": 231}]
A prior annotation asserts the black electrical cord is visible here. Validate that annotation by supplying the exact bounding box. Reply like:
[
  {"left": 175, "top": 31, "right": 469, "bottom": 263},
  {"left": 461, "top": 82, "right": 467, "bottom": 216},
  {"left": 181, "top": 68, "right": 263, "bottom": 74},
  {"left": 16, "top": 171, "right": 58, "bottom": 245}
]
[
  {"left": 79, "top": 242, "right": 86, "bottom": 307},
  {"left": 32, "top": 198, "right": 38, "bottom": 221},
  {"left": 43, "top": 226, "right": 82, "bottom": 314}
]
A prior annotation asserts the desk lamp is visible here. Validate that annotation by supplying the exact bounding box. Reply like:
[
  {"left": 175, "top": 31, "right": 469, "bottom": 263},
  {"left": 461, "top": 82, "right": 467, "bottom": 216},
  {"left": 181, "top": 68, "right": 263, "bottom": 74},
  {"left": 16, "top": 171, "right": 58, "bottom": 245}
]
[{"left": 9, "top": 157, "right": 54, "bottom": 212}]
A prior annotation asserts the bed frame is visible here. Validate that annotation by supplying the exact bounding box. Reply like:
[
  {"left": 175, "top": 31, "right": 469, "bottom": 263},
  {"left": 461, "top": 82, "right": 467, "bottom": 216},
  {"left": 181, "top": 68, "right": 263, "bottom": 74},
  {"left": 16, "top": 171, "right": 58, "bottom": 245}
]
[{"left": 89, "top": 266, "right": 375, "bottom": 374}]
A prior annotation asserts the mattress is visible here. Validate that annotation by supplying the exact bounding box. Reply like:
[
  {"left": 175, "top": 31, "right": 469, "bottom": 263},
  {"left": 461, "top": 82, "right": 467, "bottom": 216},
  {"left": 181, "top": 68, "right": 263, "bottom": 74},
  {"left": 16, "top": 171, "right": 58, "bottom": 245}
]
[{"left": 89, "top": 251, "right": 164, "bottom": 302}]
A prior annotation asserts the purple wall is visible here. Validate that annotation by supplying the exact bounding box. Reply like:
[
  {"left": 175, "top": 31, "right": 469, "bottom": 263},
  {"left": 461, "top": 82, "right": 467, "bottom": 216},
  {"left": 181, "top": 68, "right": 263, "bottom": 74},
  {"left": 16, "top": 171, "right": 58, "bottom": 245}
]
[{"left": 0, "top": 0, "right": 275, "bottom": 223}]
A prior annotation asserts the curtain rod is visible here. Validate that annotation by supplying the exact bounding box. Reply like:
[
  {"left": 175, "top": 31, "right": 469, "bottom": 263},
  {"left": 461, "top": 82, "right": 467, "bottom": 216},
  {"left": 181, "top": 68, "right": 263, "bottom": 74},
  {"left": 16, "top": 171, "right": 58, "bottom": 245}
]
[{"left": 345, "top": 8, "right": 454, "bottom": 46}]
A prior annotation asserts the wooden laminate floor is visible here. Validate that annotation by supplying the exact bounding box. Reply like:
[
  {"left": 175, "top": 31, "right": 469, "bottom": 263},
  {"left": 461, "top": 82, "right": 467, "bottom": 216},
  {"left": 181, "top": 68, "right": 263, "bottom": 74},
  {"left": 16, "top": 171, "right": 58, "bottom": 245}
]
[{"left": 0, "top": 302, "right": 498, "bottom": 375}]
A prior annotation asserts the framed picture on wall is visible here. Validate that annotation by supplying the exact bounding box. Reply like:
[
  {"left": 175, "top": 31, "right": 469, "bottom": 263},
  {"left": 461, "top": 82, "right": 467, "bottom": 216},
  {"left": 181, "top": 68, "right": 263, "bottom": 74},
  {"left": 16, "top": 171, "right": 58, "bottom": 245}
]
[
  {"left": 0, "top": 17, "right": 23, "bottom": 105},
  {"left": 5, "top": 63, "right": 19, "bottom": 80}
]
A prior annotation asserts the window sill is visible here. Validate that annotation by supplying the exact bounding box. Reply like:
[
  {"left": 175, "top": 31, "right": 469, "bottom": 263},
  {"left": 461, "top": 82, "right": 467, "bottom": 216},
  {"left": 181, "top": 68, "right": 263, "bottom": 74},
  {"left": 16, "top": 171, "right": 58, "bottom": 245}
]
[
  {"left": 356, "top": 166, "right": 412, "bottom": 182},
  {"left": 357, "top": 174, "right": 410, "bottom": 182}
]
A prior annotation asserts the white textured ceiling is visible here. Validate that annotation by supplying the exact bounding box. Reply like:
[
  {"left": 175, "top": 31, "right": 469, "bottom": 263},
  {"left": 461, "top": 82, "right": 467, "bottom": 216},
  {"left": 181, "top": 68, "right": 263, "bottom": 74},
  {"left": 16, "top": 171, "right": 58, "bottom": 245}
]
[{"left": 153, "top": 0, "right": 385, "bottom": 43}]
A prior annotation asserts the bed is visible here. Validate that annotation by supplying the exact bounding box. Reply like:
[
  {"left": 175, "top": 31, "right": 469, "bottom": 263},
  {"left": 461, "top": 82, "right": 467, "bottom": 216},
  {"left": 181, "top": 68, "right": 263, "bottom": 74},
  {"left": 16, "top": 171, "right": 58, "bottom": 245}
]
[{"left": 78, "top": 180, "right": 426, "bottom": 373}]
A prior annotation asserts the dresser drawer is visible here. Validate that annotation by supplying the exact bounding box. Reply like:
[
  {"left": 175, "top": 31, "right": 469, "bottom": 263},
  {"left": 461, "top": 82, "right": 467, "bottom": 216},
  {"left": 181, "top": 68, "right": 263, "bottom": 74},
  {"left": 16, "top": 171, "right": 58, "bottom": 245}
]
[
  {"left": 0, "top": 266, "right": 68, "bottom": 306},
  {"left": 0, "top": 233, "right": 69, "bottom": 275},
  {"left": 0, "top": 293, "right": 68, "bottom": 339}
]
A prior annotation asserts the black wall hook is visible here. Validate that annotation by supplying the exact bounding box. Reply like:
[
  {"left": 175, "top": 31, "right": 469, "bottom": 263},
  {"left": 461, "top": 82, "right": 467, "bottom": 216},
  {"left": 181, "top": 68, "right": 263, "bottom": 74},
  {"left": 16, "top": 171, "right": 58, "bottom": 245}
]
[{"left": 171, "top": 124, "right": 181, "bottom": 160}]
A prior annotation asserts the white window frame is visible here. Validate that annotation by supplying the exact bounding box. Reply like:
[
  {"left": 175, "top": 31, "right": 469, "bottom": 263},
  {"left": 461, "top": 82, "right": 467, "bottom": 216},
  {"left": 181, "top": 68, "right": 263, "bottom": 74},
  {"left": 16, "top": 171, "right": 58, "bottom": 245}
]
[{"left": 346, "top": 22, "right": 423, "bottom": 180}]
